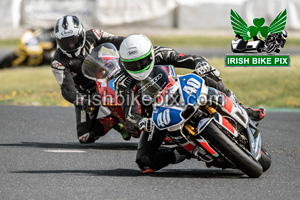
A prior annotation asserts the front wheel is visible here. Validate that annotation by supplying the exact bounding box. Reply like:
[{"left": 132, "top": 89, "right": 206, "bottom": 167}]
[
  {"left": 0, "top": 52, "right": 17, "bottom": 69},
  {"left": 259, "top": 147, "right": 271, "bottom": 172},
  {"left": 201, "top": 121, "right": 263, "bottom": 178},
  {"left": 266, "top": 43, "right": 276, "bottom": 53}
]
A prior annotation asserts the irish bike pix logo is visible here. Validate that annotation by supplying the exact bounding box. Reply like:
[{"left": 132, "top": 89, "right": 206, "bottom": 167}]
[{"left": 226, "top": 9, "right": 290, "bottom": 67}]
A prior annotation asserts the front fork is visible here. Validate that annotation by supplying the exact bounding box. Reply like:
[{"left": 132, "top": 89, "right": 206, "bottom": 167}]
[
  {"left": 183, "top": 105, "right": 216, "bottom": 134},
  {"left": 181, "top": 105, "right": 221, "bottom": 161},
  {"left": 182, "top": 105, "right": 239, "bottom": 159}
]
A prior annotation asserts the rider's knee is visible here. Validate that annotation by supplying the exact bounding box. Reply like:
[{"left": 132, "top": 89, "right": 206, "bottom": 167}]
[{"left": 77, "top": 121, "right": 104, "bottom": 144}]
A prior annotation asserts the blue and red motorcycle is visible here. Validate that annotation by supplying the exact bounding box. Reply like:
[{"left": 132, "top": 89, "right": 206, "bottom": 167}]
[{"left": 83, "top": 43, "right": 271, "bottom": 177}]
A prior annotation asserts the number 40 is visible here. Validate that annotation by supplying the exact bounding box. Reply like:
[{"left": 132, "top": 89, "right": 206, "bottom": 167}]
[
  {"left": 157, "top": 109, "right": 171, "bottom": 128},
  {"left": 183, "top": 78, "right": 201, "bottom": 95}
]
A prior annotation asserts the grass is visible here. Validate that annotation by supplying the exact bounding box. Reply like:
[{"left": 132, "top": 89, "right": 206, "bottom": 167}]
[
  {"left": 0, "top": 35, "right": 299, "bottom": 108},
  {"left": 175, "top": 55, "right": 300, "bottom": 108},
  {"left": 0, "top": 66, "right": 72, "bottom": 106},
  {"left": 0, "top": 39, "right": 18, "bottom": 47},
  {"left": 0, "top": 55, "right": 299, "bottom": 108}
]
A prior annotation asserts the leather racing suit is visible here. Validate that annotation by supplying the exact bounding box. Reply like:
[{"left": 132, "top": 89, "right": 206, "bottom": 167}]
[
  {"left": 51, "top": 29, "right": 125, "bottom": 143},
  {"left": 114, "top": 46, "right": 227, "bottom": 171}
]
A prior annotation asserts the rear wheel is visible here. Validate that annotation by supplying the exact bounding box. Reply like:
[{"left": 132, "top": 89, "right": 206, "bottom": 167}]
[
  {"left": 259, "top": 147, "right": 271, "bottom": 172},
  {"left": 201, "top": 122, "right": 263, "bottom": 178}
]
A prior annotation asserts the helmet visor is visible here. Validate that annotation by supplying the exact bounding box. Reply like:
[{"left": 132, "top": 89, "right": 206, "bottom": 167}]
[
  {"left": 121, "top": 49, "right": 153, "bottom": 74},
  {"left": 57, "top": 34, "right": 84, "bottom": 53}
]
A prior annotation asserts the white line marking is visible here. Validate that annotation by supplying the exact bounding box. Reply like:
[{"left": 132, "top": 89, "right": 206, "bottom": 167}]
[{"left": 44, "top": 149, "right": 87, "bottom": 153}]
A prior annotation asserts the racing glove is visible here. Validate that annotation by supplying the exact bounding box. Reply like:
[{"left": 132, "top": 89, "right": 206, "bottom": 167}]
[
  {"left": 138, "top": 118, "right": 155, "bottom": 132},
  {"left": 195, "top": 61, "right": 211, "bottom": 75},
  {"left": 195, "top": 61, "right": 221, "bottom": 79}
]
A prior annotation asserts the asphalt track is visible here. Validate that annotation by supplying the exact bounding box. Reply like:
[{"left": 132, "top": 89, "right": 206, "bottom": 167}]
[
  {"left": 0, "top": 105, "right": 300, "bottom": 200},
  {"left": 0, "top": 48, "right": 300, "bottom": 199}
]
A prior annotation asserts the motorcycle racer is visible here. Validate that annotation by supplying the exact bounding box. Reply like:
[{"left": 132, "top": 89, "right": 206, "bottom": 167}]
[
  {"left": 114, "top": 34, "right": 266, "bottom": 172},
  {"left": 51, "top": 15, "right": 129, "bottom": 144},
  {"left": 264, "top": 30, "right": 288, "bottom": 53}
]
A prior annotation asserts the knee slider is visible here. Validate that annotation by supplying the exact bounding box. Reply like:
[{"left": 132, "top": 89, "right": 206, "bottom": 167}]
[{"left": 77, "top": 121, "right": 104, "bottom": 144}]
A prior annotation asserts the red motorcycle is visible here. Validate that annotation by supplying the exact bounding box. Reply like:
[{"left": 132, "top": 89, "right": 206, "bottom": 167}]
[{"left": 82, "top": 43, "right": 141, "bottom": 139}]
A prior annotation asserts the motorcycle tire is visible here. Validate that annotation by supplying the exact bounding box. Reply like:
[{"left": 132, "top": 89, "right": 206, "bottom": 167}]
[
  {"left": 259, "top": 147, "right": 271, "bottom": 172},
  {"left": 0, "top": 52, "right": 17, "bottom": 69},
  {"left": 267, "top": 43, "right": 276, "bottom": 53},
  {"left": 201, "top": 121, "right": 263, "bottom": 178}
]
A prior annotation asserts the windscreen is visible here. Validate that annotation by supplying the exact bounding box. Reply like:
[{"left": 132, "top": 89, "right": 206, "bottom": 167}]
[{"left": 82, "top": 43, "right": 120, "bottom": 81}]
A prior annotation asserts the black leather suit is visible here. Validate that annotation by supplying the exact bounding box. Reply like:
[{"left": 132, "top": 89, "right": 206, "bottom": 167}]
[{"left": 51, "top": 29, "right": 125, "bottom": 143}]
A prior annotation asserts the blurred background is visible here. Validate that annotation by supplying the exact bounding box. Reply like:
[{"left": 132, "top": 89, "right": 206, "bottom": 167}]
[
  {"left": 0, "top": 0, "right": 300, "bottom": 37},
  {"left": 0, "top": 0, "right": 299, "bottom": 108},
  {"left": 1, "top": 0, "right": 300, "bottom": 36}
]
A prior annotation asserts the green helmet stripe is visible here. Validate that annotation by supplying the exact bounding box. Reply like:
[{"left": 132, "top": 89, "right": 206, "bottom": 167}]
[
  {"left": 120, "top": 48, "right": 152, "bottom": 62},
  {"left": 126, "top": 61, "right": 152, "bottom": 74}
]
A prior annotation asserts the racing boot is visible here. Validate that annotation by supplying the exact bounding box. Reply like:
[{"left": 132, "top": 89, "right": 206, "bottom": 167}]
[
  {"left": 114, "top": 122, "right": 131, "bottom": 141},
  {"left": 98, "top": 115, "right": 131, "bottom": 140},
  {"left": 243, "top": 107, "right": 266, "bottom": 121},
  {"left": 110, "top": 115, "right": 131, "bottom": 140},
  {"left": 142, "top": 146, "right": 191, "bottom": 173}
]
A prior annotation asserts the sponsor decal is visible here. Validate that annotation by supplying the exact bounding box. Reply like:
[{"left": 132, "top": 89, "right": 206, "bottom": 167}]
[
  {"left": 61, "top": 30, "right": 73, "bottom": 36},
  {"left": 79, "top": 133, "right": 90, "bottom": 143},
  {"left": 101, "top": 81, "right": 107, "bottom": 87},
  {"left": 51, "top": 60, "right": 65, "bottom": 70},
  {"left": 128, "top": 50, "right": 138, "bottom": 56},
  {"left": 138, "top": 73, "right": 163, "bottom": 94},
  {"left": 93, "top": 29, "right": 102, "bottom": 40}
]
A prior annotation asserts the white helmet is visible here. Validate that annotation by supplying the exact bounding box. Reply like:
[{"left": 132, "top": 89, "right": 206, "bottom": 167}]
[
  {"left": 54, "top": 15, "right": 86, "bottom": 55},
  {"left": 119, "top": 34, "right": 154, "bottom": 81}
]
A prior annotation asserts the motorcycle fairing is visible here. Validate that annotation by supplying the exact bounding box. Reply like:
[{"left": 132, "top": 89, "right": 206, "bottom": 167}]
[
  {"left": 178, "top": 73, "right": 205, "bottom": 106},
  {"left": 195, "top": 138, "right": 219, "bottom": 157},
  {"left": 168, "top": 129, "right": 219, "bottom": 158},
  {"left": 96, "top": 78, "right": 120, "bottom": 106},
  {"left": 152, "top": 106, "right": 185, "bottom": 130},
  {"left": 212, "top": 112, "right": 239, "bottom": 138},
  {"left": 246, "top": 119, "right": 262, "bottom": 160},
  {"left": 197, "top": 113, "right": 238, "bottom": 138},
  {"left": 220, "top": 96, "right": 249, "bottom": 128}
]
